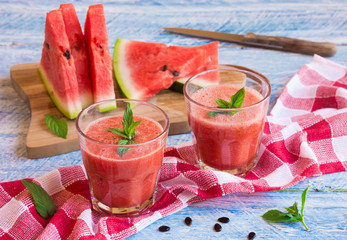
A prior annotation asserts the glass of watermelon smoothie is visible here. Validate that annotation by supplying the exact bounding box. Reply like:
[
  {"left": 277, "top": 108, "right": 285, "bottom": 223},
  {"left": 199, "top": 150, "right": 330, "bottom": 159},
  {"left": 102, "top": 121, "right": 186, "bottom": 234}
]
[
  {"left": 183, "top": 67, "right": 271, "bottom": 176},
  {"left": 76, "top": 99, "right": 169, "bottom": 216}
]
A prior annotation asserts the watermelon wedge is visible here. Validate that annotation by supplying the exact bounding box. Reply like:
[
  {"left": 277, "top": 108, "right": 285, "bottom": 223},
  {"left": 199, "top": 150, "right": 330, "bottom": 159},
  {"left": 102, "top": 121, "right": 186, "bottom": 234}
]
[
  {"left": 38, "top": 9, "right": 82, "bottom": 119},
  {"left": 170, "top": 41, "right": 219, "bottom": 92},
  {"left": 113, "top": 39, "right": 219, "bottom": 101},
  {"left": 60, "top": 3, "right": 93, "bottom": 109},
  {"left": 84, "top": 4, "right": 116, "bottom": 111}
]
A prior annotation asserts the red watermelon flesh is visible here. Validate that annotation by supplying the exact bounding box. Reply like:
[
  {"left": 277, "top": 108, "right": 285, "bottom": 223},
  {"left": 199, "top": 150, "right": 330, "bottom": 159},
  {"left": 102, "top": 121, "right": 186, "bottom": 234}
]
[
  {"left": 184, "top": 41, "right": 219, "bottom": 83},
  {"left": 38, "top": 9, "right": 82, "bottom": 119},
  {"left": 60, "top": 3, "right": 93, "bottom": 109},
  {"left": 84, "top": 4, "right": 116, "bottom": 111},
  {"left": 113, "top": 39, "right": 218, "bottom": 101}
]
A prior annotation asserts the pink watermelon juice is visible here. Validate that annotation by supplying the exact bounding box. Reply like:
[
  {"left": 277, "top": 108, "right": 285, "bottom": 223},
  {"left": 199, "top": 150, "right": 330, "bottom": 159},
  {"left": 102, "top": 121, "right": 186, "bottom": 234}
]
[
  {"left": 82, "top": 116, "right": 163, "bottom": 208},
  {"left": 76, "top": 99, "right": 169, "bottom": 215},
  {"left": 184, "top": 68, "right": 270, "bottom": 175}
]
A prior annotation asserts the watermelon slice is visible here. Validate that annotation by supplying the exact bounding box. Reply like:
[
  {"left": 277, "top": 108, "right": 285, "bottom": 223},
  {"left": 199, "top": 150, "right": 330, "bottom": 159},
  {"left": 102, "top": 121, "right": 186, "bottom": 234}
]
[
  {"left": 38, "top": 9, "right": 82, "bottom": 119},
  {"left": 113, "top": 39, "right": 219, "bottom": 101},
  {"left": 60, "top": 3, "right": 93, "bottom": 109},
  {"left": 84, "top": 4, "right": 116, "bottom": 111},
  {"left": 170, "top": 41, "right": 219, "bottom": 92}
]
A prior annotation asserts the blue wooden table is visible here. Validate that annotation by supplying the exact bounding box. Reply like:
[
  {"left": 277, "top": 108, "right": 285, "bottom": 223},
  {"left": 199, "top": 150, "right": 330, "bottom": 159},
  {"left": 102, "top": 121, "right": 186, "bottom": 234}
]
[{"left": 1, "top": 1, "right": 346, "bottom": 239}]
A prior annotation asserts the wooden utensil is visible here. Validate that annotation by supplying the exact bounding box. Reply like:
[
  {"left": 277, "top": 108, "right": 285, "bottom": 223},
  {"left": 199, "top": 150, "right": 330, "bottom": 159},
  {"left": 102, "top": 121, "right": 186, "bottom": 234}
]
[{"left": 164, "top": 28, "right": 337, "bottom": 57}]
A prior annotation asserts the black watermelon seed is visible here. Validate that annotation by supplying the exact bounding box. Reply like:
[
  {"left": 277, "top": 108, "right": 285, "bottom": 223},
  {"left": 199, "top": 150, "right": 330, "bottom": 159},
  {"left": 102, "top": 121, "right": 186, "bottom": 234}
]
[
  {"left": 45, "top": 42, "right": 50, "bottom": 49},
  {"left": 161, "top": 65, "right": 167, "bottom": 71},
  {"left": 99, "top": 45, "right": 103, "bottom": 49},
  {"left": 172, "top": 71, "right": 180, "bottom": 77},
  {"left": 184, "top": 217, "right": 192, "bottom": 226},
  {"left": 158, "top": 225, "right": 170, "bottom": 232},
  {"left": 213, "top": 223, "right": 222, "bottom": 232},
  {"left": 248, "top": 231, "right": 256, "bottom": 240},
  {"left": 217, "top": 217, "right": 230, "bottom": 223},
  {"left": 64, "top": 50, "right": 71, "bottom": 60}
]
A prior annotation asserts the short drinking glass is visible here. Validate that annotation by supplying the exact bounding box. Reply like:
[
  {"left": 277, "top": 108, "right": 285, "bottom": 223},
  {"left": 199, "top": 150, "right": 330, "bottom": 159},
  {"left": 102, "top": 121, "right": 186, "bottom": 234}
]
[
  {"left": 183, "top": 67, "right": 271, "bottom": 176},
  {"left": 76, "top": 99, "right": 169, "bottom": 216}
]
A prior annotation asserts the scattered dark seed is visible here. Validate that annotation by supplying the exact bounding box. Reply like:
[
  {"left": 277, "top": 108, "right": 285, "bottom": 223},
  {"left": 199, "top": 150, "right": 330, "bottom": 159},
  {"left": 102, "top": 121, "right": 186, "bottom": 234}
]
[
  {"left": 45, "top": 42, "right": 50, "bottom": 49},
  {"left": 74, "top": 45, "right": 80, "bottom": 51},
  {"left": 213, "top": 223, "right": 222, "bottom": 232},
  {"left": 217, "top": 217, "right": 230, "bottom": 223},
  {"left": 64, "top": 50, "right": 71, "bottom": 60},
  {"left": 184, "top": 217, "right": 192, "bottom": 226},
  {"left": 158, "top": 225, "right": 170, "bottom": 232},
  {"left": 247, "top": 231, "right": 256, "bottom": 240},
  {"left": 99, "top": 45, "right": 103, "bottom": 49},
  {"left": 161, "top": 65, "right": 167, "bottom": 71},
  {"left": 172, "top": 71, "right": 180, "bottom": 77}
]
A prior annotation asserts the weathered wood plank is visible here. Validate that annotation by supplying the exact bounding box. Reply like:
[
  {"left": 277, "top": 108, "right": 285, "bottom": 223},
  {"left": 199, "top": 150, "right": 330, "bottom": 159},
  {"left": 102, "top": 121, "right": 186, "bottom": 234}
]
[
  {"left": 0, "top": 1, "right": 346, "bottom": 239},
  {"left": 129, "top": 190, "right": 347, "bottom": 239}
]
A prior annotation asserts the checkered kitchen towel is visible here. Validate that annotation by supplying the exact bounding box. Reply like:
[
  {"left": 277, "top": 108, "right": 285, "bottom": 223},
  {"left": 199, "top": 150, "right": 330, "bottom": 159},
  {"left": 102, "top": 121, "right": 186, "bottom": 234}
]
[{"left": 1, "top": 55, "right": 346, "bottom": 239}]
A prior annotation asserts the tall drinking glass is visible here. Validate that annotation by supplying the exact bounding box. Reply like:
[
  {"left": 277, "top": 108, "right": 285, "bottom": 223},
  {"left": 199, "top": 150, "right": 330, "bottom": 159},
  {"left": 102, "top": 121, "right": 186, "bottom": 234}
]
[
  {"left": 76, "top": 99, "right": 169, "bottom": 216},
  {"left": 183, "top": 67, "right": 271, "bottom": 176}
]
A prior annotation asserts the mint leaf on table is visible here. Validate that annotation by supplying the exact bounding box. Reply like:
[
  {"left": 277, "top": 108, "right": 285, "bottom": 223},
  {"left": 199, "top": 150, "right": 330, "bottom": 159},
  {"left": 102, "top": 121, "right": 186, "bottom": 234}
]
[
  {"left": 21, "top": 180, "right": 56, "bottom": 219},
  {"left": 301, "top": 186, "right": 308, "bottom": 216},
  {"left": 261, "top": 186, "right": 309, "bottom": 230},
  {"left": 106, "top": 103, "right": 141, "bottom": 157},
  {"left": 45, "top": 114, "right": 68, "bottom": 139},
  {"left": 208, "top": 87, "right": 245, "bottom": 117}
]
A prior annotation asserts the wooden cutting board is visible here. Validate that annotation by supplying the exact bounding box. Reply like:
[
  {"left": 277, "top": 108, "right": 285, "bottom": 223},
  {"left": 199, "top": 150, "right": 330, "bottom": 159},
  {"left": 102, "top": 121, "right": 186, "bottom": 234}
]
[{"left": 10, "top": 63, "right": 251, "bottom": 159}]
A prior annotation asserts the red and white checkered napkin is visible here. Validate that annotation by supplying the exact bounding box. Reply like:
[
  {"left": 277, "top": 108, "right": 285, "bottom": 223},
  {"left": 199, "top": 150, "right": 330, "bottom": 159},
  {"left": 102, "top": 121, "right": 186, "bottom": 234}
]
[{"left": 1, "top": 55, "right": 347, "bottom": 239}]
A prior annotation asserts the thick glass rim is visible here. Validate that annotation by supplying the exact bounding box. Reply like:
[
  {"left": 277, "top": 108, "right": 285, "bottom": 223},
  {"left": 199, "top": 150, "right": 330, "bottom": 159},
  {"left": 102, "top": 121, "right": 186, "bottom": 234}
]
[
  {"left": 183, "top": 67, "right": 271, "bottom": 112},
  {"left": 75, "top": 98, "right": 170, "bottom": 147}
]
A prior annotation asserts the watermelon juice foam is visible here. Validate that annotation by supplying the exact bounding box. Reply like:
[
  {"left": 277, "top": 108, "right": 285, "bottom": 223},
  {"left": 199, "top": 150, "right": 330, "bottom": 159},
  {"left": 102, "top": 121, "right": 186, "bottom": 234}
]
[
  {"left": 76, "top": 99, "right": 169, "bottom": 217},
  {"left": 184, "top": 68, "right": 271, "bottom": 176}
]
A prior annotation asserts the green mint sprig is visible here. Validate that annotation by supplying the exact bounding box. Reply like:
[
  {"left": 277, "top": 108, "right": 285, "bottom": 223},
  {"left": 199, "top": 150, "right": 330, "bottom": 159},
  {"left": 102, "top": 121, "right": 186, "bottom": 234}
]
[
  {"left": 208, "top": 87, "right": 245, "bottom": 117},
  {"left": 45, "top": 114, "right": 68, "bottom": 139},
  {"left": 21, "top": 180, "right": 56, "bottom": 219},
  {"left": 106, "top": 104, "right": 141, "bottom": 157},
  {"left": 262, "top": 186, "right": 309, "bottom": 230}
]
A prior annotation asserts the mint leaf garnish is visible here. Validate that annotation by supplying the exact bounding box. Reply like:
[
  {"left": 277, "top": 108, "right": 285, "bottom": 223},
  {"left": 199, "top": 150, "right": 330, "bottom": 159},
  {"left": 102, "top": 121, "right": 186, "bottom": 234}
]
[
  {"left": 106, "top": 128, "right": 128, "bottom": 139},
  {"left": 106, "top": 104, "right": 141, "bottom": 157},
  {"left": 262, "top": 186, "right": 309, "bottom": 230},
  {"left": 208, "top": 87, "right": 245, "bottom": 117},
  {"left": 117, "top": 139, "right": 135, "bottom": 157},
  {"left": 45, "top": 114, "right": 68, "bottom": 139},
  {"left": 230, "top": 87, "right": 245, "bottom": 108},
  {"left": 21, "top": 180, "right": 56, "bottom": 219}
]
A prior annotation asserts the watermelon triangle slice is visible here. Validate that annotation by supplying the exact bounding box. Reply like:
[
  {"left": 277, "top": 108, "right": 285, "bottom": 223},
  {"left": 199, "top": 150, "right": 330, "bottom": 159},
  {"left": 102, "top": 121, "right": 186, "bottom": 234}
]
[
  {"left": 84, "top": 4, "right": 116, "bottom": 111},
  {"left": 113, "top": 39, "right": 219, "bottom": 101},
  {"left": 60, "top": 3, "right": 93, "bottom": 109},
  {"left": 170, "top": 41, "right": 219, "bottom": 92},
  {"left": 38, "top": 9, "right": 82, "bottom": 119}
]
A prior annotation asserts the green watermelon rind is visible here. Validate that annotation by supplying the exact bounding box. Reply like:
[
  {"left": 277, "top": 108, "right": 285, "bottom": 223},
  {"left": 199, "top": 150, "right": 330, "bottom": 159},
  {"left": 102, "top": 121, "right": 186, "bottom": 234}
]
[
  {"left": 113, "top": 39, "right": 131, "bottom": 99},
  {"left": 113, "top": 39, "right": 147, "bottom": 100},
  {"left": 169, "top": 77, "right": 216, "bottom": 93},
  {"left": 38, "top": 67, "right": 81, "bottom": 119},
  {"left": 97, "top": 101, "right": 118, "bottom": 113}
]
